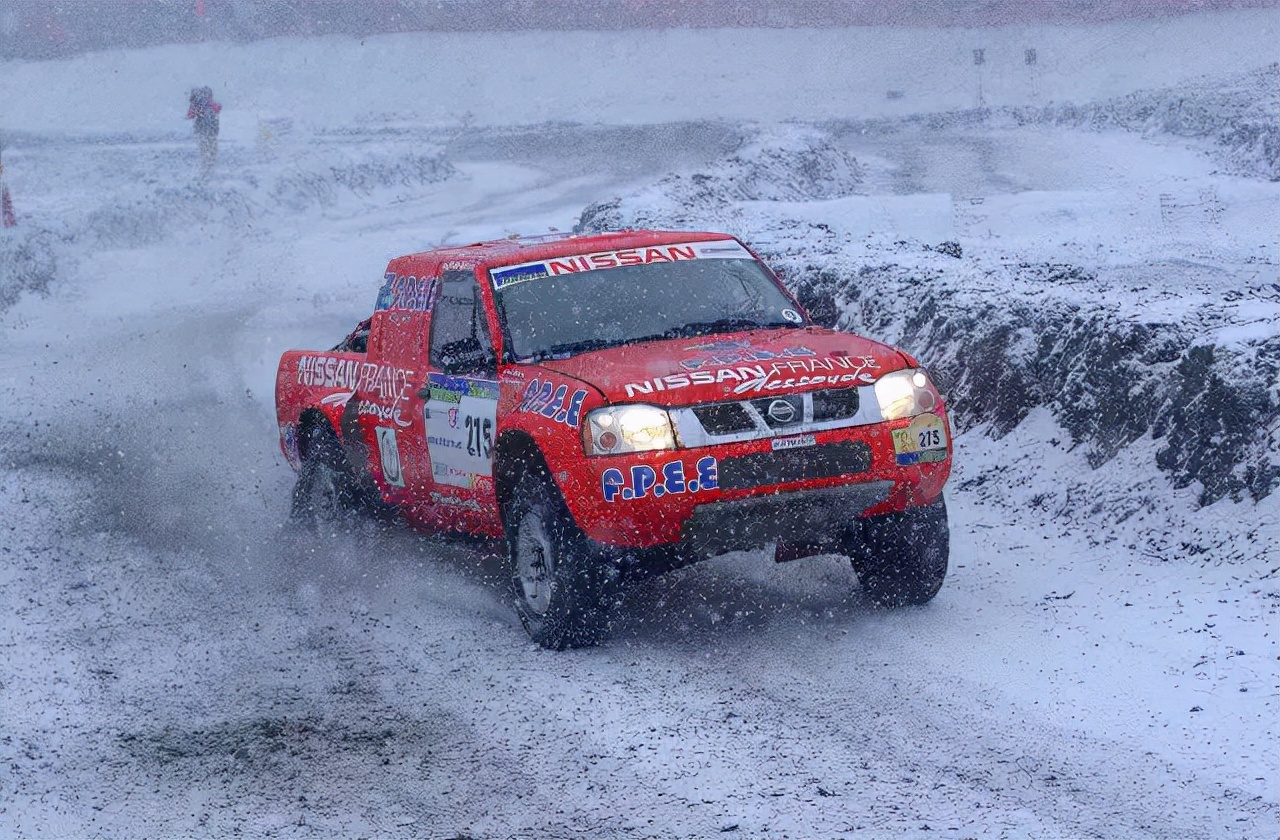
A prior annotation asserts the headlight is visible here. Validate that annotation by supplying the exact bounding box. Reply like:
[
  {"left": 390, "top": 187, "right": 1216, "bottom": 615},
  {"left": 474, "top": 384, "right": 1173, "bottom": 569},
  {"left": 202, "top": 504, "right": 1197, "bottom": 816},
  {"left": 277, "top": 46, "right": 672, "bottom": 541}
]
[
  {"left": 874, "top": 368, "right": 940, "bottom": 420},
  {"left": 584, "top": 404, "right": 677, "bottom": 456}
]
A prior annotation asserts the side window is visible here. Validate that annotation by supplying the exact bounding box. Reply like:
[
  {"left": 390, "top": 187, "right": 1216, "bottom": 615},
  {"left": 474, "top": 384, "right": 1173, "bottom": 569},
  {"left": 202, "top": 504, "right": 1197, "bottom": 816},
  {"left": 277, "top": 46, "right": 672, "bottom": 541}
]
[
  {"left": 331, "top": 318, "right": 371, "bottom": 353},
  {"left": 429, "top": 270, "right": 496, "bottom": 376}
]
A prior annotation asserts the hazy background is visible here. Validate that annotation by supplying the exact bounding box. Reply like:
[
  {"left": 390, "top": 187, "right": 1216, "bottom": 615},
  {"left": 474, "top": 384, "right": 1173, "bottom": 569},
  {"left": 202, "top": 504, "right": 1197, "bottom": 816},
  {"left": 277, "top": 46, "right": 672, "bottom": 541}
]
[
  {"left": 0, "top": 2, "right": 1276, "bottom": 836},
  {"left": 3, "top": 0, "right": 1275, "bottom": 59}
]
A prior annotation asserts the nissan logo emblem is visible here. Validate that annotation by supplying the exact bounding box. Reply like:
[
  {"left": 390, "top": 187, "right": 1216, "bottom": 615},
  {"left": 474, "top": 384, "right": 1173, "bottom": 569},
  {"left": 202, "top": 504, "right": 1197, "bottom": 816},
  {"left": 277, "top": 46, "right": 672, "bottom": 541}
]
[{"left": 767, "top": 399, "right": 798, "bottom": 424}]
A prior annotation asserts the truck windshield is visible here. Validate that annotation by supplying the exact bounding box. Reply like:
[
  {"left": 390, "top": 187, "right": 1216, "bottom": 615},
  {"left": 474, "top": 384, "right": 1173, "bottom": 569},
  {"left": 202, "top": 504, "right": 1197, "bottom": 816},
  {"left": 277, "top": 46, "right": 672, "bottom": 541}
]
[{"left": 492, "top": 250, "right": 803, "bottom": 362}]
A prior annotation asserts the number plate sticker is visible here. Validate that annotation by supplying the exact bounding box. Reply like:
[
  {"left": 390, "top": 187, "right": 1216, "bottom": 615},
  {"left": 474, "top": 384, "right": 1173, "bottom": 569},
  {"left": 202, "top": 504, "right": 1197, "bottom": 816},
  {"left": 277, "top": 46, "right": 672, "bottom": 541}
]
[
  {"left": 892, "top": 413, "right": 948, "bottom": 466},
  {"left": 424, "top": 373, "right": 499, "bottom": 488}
]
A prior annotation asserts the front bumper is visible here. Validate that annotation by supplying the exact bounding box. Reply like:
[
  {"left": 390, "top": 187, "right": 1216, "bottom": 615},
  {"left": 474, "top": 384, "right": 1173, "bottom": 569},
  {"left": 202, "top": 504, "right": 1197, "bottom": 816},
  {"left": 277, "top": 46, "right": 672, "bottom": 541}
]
[
  {"left": 558, "top": 411, "right": 951, "bottom": 553},
  {"left": 680, "top": 480, "right": 894, "bottom": 555}
]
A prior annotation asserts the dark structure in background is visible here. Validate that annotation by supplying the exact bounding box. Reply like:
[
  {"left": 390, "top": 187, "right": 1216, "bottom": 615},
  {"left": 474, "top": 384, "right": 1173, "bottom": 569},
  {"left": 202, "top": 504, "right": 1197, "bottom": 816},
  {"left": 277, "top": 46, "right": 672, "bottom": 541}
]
[{"left": 1, "top": 0, "right": 1272, "bottom": 60}]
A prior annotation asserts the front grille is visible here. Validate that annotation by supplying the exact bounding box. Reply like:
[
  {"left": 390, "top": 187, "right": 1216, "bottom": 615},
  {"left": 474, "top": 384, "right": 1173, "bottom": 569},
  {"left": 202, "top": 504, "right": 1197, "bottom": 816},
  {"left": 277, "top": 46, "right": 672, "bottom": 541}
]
[
  {"left": 669, "top": 386, "right": 876, "bottom": 449},
  {"left": 691, "top": 401, "right": 755, "bottom": 434},
  {"left": 812, "top": 388, "right": 859, "bottom": 421},
  {"left": 717, "top": 441, "right": 872, "bottom": 491}
]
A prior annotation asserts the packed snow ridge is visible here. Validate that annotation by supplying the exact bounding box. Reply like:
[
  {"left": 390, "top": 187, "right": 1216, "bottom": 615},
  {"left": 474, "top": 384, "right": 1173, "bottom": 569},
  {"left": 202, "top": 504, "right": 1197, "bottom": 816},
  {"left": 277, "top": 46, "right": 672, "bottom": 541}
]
[
  {"left": 578, "top": 67, "right": 1280, "bottom": 516},
  {"left": 1012, "top": 63, "right": 1280, "bottom": 182}
]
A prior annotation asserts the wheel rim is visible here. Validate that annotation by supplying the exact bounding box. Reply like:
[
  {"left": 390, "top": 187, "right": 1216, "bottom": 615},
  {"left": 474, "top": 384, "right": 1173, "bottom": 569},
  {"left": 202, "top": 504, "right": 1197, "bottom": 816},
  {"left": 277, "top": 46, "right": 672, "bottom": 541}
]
[{"left": 514, "top": 510, "right": 555, "bottom": 616}]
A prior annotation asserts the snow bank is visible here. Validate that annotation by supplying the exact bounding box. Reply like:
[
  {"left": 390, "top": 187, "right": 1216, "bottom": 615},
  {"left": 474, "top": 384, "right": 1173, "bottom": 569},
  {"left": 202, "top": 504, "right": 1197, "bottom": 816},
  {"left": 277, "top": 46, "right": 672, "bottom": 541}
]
[
  {"left": 1013, "top": 63, "right": 1280, "bottom": 180},
  {"left": 784, "top": 251, "right": 1280, "bottom": 507},
  {"left": 578, "top": 97, "right": 1279, "bottom": 517}
]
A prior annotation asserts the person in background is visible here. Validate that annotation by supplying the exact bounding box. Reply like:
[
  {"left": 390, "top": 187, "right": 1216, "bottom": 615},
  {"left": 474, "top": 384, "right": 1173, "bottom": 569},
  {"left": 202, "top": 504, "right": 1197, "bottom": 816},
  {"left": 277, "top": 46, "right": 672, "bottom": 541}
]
[
  {"left": 186, "top": 86, "right": 222, "bottom": 170},
  {"left": 0, "top": 148, "right": 15, "bottom": 227}
]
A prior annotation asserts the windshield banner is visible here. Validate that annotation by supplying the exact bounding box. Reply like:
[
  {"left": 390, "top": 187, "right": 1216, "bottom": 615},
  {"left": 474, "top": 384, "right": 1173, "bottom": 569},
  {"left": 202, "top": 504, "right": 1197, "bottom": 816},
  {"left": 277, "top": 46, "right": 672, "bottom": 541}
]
[{"left": 490, "top": 239, "right": 753, "bottom": 290}]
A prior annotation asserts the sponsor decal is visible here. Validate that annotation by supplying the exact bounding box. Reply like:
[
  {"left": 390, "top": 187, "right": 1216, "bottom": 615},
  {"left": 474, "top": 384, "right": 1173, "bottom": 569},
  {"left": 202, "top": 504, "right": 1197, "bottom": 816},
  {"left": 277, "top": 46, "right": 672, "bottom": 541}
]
[
  {"left": 375, "top": 272, "right": 436, "bottom": 311},
  {"left": 624, "top": 365, "right": 769, "bottom": 398},
  {"left": 295, "top": 356, "right": 414, "bottom": 402},
  {"left": 429, "top": 491, "right": 484, "bottom": 512},
  {"left": 731, "top": 355, "right": 881, "bottom": 395},
  {"left": 623, "top": 354, "right": 881, "bottom": 399},
  {"left": 321, "top": 390, "right": 354, "bottom": 406},
  {"left": 892, "top": 413, "right": 948, "bottom": 465},
  {"left": 543, "top": 245, "right": 698, "bottom": 276},
  {"left": 375, "top": 427, "right": 405, "bottom": 487},
  {"left": 678, "top": 343, "right": 817, "bottom": 372},
  {"left": 357, "top": 399, "right": 412, "bottom": 428},
  {"left": 425, "top": 373, "right": 499, "bottom": 488},
  {"left": 432, "top": 462, "right": 478, "bottom": 489},
  {"left": 518, "top": 378, "right": 588, "bottom": 427},
  {"left": 491, "top": 262, "right": 550, "bottom": 290},
  {"left": 359, "top": 364, "right": 413, "bottom": 401},
  {"left": 427, "top": 434, "right": 464, "bottom": 449},
  {"left": 697, "top": 244, "right": 751, "bottom": 255},
  {"left": 490, "top": 239, "right": 753, "bottom": 289},
  {"left": 298, "top": 357, "right": 416, "bottom": 429},
  {"left": 771, "top": 434, "right": 816, "bottom": 451},
  {"left": 425, "top": 373, "right": 499, "bottom": 404},
  {"left": 296, "top": 355, "right": 361, "bottom": 391},
  {"left": 736, "top": 371, "right": 870, "bottom": 394},
  {"left": 601, "top": 456, "right": 719, "bottom": 503}
]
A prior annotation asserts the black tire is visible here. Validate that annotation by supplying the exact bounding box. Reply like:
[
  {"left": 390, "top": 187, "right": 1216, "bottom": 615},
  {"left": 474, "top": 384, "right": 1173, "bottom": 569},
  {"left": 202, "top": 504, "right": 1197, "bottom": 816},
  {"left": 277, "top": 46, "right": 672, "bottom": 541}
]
[
  {"left": 844, "top": 496, "right": 950, "bottom": 607},
  {"left": 504, "top": 471, "right": 618, "bottom": 649},
  {"left": 289, "top": 421, "right": 369, "bottom": 530}
]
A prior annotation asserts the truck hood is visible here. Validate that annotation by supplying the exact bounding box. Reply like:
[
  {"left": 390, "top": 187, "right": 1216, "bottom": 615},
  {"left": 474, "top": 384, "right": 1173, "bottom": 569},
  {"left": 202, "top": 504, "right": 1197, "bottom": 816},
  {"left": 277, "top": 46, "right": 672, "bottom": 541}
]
[{"left": 535, "top": 327, "right": 909, "bottom": 406}]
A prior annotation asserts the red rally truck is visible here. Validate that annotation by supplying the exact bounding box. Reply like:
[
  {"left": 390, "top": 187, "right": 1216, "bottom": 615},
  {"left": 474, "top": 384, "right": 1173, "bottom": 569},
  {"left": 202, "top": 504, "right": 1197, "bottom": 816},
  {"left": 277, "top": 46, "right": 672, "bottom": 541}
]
[{"left": 275, "top": 230, "right": 952, "bottom": 648}]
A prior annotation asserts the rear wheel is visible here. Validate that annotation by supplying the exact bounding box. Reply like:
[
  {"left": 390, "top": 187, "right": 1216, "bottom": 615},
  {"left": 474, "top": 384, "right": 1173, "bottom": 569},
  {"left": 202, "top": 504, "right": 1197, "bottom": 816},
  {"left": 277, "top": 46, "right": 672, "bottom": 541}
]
[
  {"left": 504, "top": 471, "right": 618, "bottom": 649},
  {"left": 290, "top": 422, "right": 369, "bottom": 529},
  {"left": 844, "top": 496, "right": 950, "bottom": 607}
]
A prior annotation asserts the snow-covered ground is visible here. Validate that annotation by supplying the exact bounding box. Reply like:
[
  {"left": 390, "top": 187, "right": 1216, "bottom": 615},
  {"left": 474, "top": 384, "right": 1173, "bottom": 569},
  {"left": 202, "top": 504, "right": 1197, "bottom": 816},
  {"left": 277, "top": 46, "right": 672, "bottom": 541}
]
[{"left": 1, "top": 8, "right": 1277, "bottom": 838}]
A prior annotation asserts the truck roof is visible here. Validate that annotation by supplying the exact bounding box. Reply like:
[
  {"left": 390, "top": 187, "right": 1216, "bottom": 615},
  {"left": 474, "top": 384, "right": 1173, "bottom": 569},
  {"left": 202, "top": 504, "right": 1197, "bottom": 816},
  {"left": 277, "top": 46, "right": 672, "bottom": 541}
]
[{"left": 390, "top": 229, "right": 739, "bottom": 271}]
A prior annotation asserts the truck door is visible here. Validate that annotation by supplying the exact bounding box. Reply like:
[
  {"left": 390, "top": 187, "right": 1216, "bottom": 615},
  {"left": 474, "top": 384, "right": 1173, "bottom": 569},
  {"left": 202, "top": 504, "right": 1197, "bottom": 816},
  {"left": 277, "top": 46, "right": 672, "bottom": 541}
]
[
  {"left": 355, "top": 270, "right": 434, "bottom": 511},
  {"left": 420, "top": 269, "right": 501, "bottom": 531}
]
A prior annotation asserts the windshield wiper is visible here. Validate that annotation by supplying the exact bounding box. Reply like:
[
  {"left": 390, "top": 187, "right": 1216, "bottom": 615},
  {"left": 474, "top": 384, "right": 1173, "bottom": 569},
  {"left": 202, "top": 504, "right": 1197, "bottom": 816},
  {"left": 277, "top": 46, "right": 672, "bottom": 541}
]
[
  {"left": 526, "top": 336, "right": 619, "bottom": 361},
  {"left": 666, "top": 316, "right": 797, "bottom": 338},
  {"left": 523, "top": 316, "right": 802, "bottom": 361}
]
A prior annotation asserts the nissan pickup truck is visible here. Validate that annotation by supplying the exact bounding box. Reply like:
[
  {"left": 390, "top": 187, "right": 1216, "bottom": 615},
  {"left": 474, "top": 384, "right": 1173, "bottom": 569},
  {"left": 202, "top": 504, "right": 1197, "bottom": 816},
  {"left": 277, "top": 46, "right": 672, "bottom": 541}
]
[{"left": 275, "top": 230, "right": 952, "bottom": 648}]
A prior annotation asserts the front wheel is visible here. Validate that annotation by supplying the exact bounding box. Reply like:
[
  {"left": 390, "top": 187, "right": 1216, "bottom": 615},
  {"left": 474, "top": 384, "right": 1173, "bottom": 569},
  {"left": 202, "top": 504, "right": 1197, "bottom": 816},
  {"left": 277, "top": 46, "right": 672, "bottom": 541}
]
[
  {"left": 504, "top": 471, "right": 618, "bottom": 649},
  {"left": 844, "top": 496, "right": 950, "bottom": 607}
]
